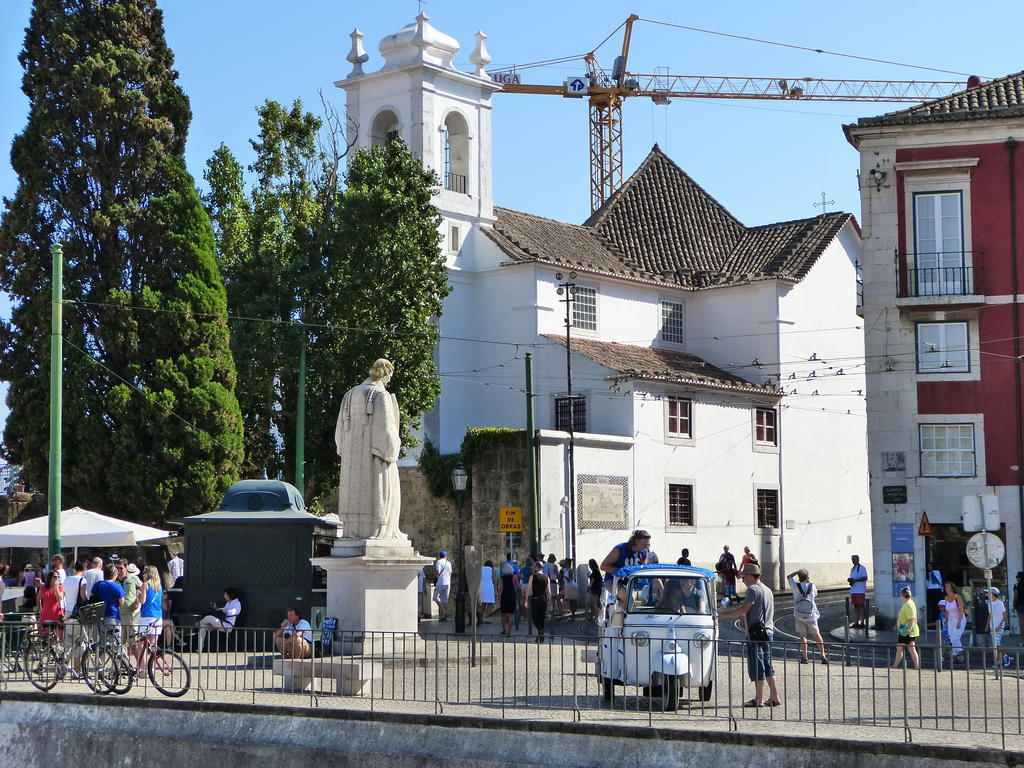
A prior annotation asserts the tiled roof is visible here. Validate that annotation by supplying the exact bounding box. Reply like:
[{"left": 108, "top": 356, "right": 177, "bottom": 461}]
[
  {"left": 542, "top": 334, "right": 779, "bottom": 396},
  {"left": 849, "top": 71, "right": 1024, "bottom": 132},
  {"left": 585, "top": 147, "right": 745, "bottom": 275},
  {"left": 485, "top": 145, "right": 852, "bottom": 289}
]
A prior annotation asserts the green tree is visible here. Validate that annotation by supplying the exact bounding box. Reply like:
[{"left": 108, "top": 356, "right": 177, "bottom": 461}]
[
  {"left": 205, "top": 116, "right": 449, "bottom": 505},
  {"left": 0, "top": 0, "right": 243, "bottom": 523},
  {"left": 325, "top": 139, "right": 449, "bottom": 458}
]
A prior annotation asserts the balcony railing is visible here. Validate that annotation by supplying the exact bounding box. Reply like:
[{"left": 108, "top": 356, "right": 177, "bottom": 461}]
[
  {"left": 444, "top": 172, "right": 467, "bottom": 194},
  {"left": 898, "top": 254, "right": 979, "bottom": 298}
]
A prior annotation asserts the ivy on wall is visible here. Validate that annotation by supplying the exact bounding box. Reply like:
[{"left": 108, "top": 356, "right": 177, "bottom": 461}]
[{"left": 417, "top": 427, "right": 526, "bottom": 499}]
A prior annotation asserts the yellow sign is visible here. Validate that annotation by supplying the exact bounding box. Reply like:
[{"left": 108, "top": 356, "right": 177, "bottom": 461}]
[
  {"left": 499, "top": 506, "right": 523, "bottom": 532},
  {"left": 918, "top": 510, "right": 934, "bottom": 537}
]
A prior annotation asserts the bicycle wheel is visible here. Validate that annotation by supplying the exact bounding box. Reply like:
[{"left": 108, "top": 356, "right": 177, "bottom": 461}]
[
  {"left": 107, "top": 651, "right": 135, "bottom": 695},
  {"left": 24, "top": 644, "right": 61, "bottom": 692},
  {"left": 147, "top": 647, "right": 191, "bottom": 697},
  {"left": 82, "top": 646, "right": 118, "bottom": 694}
]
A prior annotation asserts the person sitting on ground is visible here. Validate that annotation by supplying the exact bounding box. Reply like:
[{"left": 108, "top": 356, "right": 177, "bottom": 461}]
[
  {"left": 197, "top": 587, "right": 241, "bottom": 652},
  {"left": 274, "top": 606, "right": 313, "bottom": 659}
]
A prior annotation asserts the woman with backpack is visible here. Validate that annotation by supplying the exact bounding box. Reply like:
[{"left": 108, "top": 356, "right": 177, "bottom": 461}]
[{"left": 787, "top": 569, "right": 828, "bottom": 664}]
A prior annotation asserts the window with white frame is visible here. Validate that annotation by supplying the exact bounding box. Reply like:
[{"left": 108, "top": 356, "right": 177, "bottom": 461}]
[
  {"left": 920, "top": 423, "right": 975, "bottom": 477},
  {"left": 661, "top": 300, "right": 685, "bottom": 344},
  {"left": 666, "top": 397, "right": 692, "bottom": 438},
  {"left": 914, "top": 192, "right": 965, "bottom": 294},
  {"left": 754, "top": 408, "right": 777, "bottom": 446},
  {"left": 571, "top": 286, "right": 597, "bottom": 331},
  {"left": 667, "top": 483, "right": 694, "bottom": 527},
  {"left": 756, "top": 489, "right": 779, "bottom": 529},
  {"left": 449, "top": 224, "right": 461, "bottom": 254},
  {"left": 916, "top": 322, "right": 969, "bottom": 373}
]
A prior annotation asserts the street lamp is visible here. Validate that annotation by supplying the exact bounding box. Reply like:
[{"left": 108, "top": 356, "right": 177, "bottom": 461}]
[{"left": 451, "top": 462, "right": 469, "bottom": 634}]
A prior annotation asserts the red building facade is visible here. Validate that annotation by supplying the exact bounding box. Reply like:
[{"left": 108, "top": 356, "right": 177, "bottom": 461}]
[{"left": 847, "top": 74, "right": 1024, "bottom": 622}]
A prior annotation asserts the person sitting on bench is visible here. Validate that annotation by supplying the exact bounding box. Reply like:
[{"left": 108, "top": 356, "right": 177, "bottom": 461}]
[
  {"left": 274, "top": 606, "right": 313, "bottom": 659},
  {"left": 197, "top": 587, "right": 241, "bottom": 652}
]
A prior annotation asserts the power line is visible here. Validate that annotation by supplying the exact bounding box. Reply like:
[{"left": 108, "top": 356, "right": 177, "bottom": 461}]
[{"left": 637, "top": 18, "right": 983, "bottom": 78}]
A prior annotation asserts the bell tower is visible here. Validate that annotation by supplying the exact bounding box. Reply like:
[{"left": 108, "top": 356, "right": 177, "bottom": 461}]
[{"left": 336, "top": 14, "right": 500, "bottom": 226}]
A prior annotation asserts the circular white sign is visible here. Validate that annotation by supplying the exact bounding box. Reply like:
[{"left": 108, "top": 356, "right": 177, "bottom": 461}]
[{"left": 966, "top": 532, "right": 1005, "bottom": 569}]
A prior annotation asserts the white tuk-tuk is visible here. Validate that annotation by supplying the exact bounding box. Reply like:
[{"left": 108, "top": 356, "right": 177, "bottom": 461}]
[{"left": 598, "top": 564, "right": 717, "bottom": 710}]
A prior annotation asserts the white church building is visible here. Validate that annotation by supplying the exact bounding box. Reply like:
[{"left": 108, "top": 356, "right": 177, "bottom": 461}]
[{"left": 338, "top": 14, "right": 870, "bottom": 587}]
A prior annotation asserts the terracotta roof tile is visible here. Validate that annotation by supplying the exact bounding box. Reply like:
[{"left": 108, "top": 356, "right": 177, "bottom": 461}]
[
  {"left": 486, "top": 146, "right": 851, "bottom": 288},
  {"left": 848, "top": 70, "right": 1024, "bottom": 132},
  {"left": 543, "top": 334, "right": 779, "bottom": 396}
]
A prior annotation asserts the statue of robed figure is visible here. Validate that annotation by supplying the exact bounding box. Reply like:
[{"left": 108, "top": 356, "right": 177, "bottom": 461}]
[{"left": 335, "top": 358, "right": 404, "bottom": 540}]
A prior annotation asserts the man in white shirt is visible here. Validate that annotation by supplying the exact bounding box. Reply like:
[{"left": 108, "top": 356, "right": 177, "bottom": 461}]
[
  {"left": 848, "top": 554, "right": 869, "bottom": 628},
  {"left": 45, "top": 554, "right": 66, "bottom": 585},
  {"left": 197, "top": 587, "right": 242, "bottom": 652},
  {"left": 433, "top": 551, "right": 453, "bottom": 622},
  {"left": 274, "top": 606, "right": 314, "bottom": 659},
  {"left": 167, "top": 551, "right": 185, "bottom": 584},
  {"left": 82, "top": 557, "right": 104, "bottom": 599}
]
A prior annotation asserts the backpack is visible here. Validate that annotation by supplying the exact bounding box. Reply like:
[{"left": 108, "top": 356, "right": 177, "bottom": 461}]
[{"left": 795, "top": 582, "right": 815, "bottom": 615}]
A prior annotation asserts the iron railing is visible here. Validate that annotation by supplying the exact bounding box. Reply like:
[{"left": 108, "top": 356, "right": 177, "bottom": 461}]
[
  {"left": 444, "top": 172, "right": 467, "bottom": 194},
  {"left": 3, "top": 620, "right": 1024, "bottom": 749},
  {"left": 898, "top": 256, "right": 979, "bottom": 298}
]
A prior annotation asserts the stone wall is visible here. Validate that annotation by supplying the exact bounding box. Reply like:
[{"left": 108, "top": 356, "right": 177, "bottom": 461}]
[{"left": 398, "top": 438, "right": 533, "bottom": 569}]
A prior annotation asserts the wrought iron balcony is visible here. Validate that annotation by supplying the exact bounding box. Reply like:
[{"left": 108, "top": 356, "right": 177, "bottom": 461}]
[
  {"left": 898, "top": 255, "right": 979, "bottom": 298},
  {"left": 444, "top": 172, "right": 467, "bottom": 194}
]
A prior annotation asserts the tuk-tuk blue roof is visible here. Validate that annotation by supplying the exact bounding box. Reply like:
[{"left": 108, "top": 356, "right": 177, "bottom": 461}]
[{"left": 614, "top": 564, "right": 714, "bottom": 580}]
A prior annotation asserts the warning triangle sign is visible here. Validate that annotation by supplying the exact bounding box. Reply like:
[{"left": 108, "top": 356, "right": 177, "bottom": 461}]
[{"left": 918, "top": 511, "right": 934, "bottom": 537}]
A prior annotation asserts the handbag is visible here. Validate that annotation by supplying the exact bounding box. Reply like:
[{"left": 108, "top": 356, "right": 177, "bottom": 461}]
[{"left": 748, "top": 621, "right": 771, "bottom": 642}]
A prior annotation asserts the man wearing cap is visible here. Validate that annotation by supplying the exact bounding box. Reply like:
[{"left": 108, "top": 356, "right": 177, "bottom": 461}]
[
  {"left": 848, "top": 554, "right": 869, "bottom": 628},
  {"left": 115, "top": 558, "right": 143, "bottom": 641},
  {"left": 433, "top": 551, "right": 453, "bottom": 622},
  {"left": 719, "top": 562, "right": 780, "bottom": 708}
]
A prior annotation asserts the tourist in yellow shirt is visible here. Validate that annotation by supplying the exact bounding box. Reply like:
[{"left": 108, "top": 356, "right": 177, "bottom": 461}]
[{"left": 890, "top": 586, "right": 921, "bottom": 670}]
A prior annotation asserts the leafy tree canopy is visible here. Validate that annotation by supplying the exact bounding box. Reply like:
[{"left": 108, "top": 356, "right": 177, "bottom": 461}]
[{"left": 0, "top": 0, "right": 243, "bottom": 524}]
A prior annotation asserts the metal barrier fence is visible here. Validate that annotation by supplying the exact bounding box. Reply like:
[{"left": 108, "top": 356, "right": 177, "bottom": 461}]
[{"left": 2, "top": 622, "right": 1023, "bottom": 749}]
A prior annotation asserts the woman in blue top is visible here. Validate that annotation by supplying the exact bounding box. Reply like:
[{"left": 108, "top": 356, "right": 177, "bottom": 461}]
[
  {"left": 134, "top": 566, "right": 163, "bottom": 663},
  {"left": 599, "top": 529, "right": 658, "bottom": 578}
]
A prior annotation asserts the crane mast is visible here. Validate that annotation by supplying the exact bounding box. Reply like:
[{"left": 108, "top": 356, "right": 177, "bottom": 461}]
[{"left": 495, "top": 15, "right": 963, "bottom": 213}]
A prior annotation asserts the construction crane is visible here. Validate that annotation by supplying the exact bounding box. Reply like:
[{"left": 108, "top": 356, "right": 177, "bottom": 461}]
[{"left": 493, "top": 15, "right": 965, "bottom": 214}]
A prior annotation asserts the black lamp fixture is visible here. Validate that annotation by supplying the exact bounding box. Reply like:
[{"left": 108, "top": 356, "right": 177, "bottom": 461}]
[{"left": 451, "top": 462, "right": 469, "bottom": 633}]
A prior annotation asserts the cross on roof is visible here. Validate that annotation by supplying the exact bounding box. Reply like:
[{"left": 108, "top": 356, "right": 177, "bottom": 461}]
[{"left": 814, "top": 191, "right": 835, "bottom": 214}]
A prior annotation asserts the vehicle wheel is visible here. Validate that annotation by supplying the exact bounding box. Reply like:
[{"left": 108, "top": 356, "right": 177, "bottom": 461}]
[
  {"left": 601, "top": 677, "right": 613, "bottom": 702},
  {"left": 661, "top": 675, "right": 680, "bottom": 711},
  {"left": 25, "top": 645, "right": 60, "bottom": 692},
  {"left": 108, "top": 654, "right": 135, "bottom": 695},
  {"left": 148, "top": 648, "right": 191, "bottom": 697},
  {"left": 82, "top": 647, "right": 118, "bottom": 694},
  {"left": 699, "top": 680, "right": 714, "bottom": 702}
]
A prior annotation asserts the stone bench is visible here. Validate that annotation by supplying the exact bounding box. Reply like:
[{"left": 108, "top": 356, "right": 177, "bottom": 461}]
[{"left": 271, "top": 657, "right": 380, "bottom": 695}]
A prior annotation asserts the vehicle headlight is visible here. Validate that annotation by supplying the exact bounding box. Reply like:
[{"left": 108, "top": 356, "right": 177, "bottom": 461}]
[
  {"left": 664, "top": 640, "right": 680, "bottom": 653},
  {"left": 629, "top": 631, "right": 650, "bottom": 647},
  {"left": 693, "top": 631, "right": 712, "bottom": 649}
]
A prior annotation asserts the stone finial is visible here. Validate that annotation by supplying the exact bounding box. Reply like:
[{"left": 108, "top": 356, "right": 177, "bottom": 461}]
[
  {"left": 469, "top": 30, "right": 491, "bottom": 78},
  {"left": 347, "top": 28, "right": 369, "bottom": 77}
]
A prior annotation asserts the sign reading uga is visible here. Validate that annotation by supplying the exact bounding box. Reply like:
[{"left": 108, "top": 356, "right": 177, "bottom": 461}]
[
  {"left": 499, "top": 506, "right": 523, "bottom": 532},
  {"left": 491, "top": 72, "right": 521, "bottom": 85}
]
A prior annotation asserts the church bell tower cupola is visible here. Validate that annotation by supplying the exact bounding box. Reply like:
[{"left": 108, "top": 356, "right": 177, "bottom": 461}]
[{"left": 337, "top": 13, "right": 500, "bottom": 223}]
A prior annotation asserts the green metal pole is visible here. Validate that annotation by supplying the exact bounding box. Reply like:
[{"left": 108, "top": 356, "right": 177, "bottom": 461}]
[
  {"left": 48, "top": 242, "right": 63, "bottom": 558},
  {"left": 525, "top": 353, "right": 539, "bottom": 554},
  {"left": 294, "top": 333, "right": 306, "bottom": 496}
]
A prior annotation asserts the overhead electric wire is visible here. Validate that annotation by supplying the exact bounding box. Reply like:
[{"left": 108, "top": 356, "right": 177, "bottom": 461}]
[{"left": 636, "top": 17, "right": 984, "bottom": 78}]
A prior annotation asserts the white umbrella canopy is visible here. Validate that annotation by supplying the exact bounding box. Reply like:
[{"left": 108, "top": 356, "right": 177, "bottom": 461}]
[{"left": 0, "top": 506, "right": 171, "bottom": 549}]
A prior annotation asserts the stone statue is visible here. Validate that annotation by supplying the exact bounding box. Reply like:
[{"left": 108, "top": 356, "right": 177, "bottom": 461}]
[{"left": 335, "top": 358, "right": 404, "bottom": 540}]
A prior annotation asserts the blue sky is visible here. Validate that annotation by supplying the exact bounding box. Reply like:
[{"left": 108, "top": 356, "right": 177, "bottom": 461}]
[{"left": 0, "top": 0, "right": 1021, "bottom": 436}]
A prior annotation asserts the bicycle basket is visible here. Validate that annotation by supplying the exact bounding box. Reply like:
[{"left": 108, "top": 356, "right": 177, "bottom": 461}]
[{"left": 77, "top": 601, "right": 105, "bottom": 625}]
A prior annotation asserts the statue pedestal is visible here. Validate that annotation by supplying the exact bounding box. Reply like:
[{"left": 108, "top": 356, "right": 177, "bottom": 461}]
[{"left": 312, "top": 538, "right": 431, "bottom": 654}]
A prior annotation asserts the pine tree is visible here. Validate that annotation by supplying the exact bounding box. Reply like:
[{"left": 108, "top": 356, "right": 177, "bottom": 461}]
[{"left": 0, "top": 0, "right": 243, "bottom": 523}]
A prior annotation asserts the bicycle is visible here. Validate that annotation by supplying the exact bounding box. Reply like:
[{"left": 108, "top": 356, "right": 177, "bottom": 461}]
[
  {"left": 104, "top": 622, "right": 191, "bottom": 697},
  {"left": 23, "top": 622, "right": 71, "bottom": 692}
]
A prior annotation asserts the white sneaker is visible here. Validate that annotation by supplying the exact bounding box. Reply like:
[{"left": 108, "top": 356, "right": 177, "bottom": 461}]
[{"left": 1003, "top": 655, "right": 1014, "bottom": 668}]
